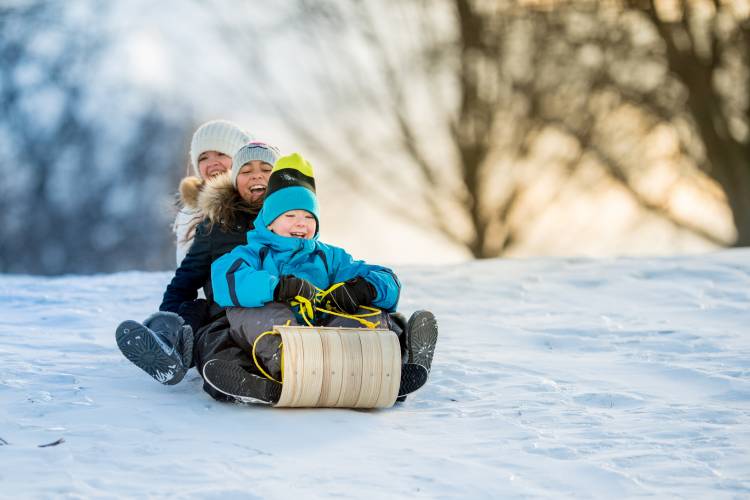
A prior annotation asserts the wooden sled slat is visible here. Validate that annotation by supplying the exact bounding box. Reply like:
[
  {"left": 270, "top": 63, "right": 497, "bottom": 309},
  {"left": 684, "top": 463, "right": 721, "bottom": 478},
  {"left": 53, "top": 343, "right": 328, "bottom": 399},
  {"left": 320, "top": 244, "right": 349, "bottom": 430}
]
[
  {"left": 320, "top": 329, "right": 345, "bottom": 407},
  {"left": 274, "top": 326, "right": 400, "bottom": 408},
  {"left": 375, "top": 331, "right": 402, "bottom": 408},
  {"left": 337, "top": 331, "right": 363, "bottom": 407},
  {"left": 355, "top": 332, "right": 382, "bottom": 408}
]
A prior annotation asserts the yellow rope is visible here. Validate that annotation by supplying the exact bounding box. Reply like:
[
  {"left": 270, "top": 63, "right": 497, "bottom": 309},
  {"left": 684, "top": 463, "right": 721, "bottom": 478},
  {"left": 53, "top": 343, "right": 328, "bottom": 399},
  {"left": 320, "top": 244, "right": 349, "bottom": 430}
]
[
  {"left": 251, "top": 330, "right": 282, "bottom": 384},
  {"left": 291, "top": 296, "right": 316, "bottom": 326},
  {"left": 313, "top": 305, "right": 381, "bottom": 328},
  {"left": 316, "top": 281, "right": 343, "bottom": 302},
  {"left": 252, "top": 282, "right": 386, "bottom": 382},
  {"left": 315, "top": 282, "right": 383, "bottom": 329}
]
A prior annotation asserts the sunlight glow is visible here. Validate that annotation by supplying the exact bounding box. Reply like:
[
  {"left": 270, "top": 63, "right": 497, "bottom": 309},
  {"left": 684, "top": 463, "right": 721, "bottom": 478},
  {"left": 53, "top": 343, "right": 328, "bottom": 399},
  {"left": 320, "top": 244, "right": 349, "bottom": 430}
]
[{"left": 125, "top": 32, "right": 171, "bottom": 89}]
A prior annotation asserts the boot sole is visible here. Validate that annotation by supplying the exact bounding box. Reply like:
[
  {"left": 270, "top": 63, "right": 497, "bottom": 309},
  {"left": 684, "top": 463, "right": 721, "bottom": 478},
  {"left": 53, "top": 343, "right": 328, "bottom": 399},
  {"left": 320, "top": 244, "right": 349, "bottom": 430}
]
[
  {"left": 407, "top": 310, "right": 438, "bottom": 372},
  {"left": 398, "top": 363, "right": 429, "bottom": 397},
  {"left": 202, "top": 359, "right": 282, "bottom": 405},
  {"left": 116, "top": 320, "right": 186, "bottom": 385}
]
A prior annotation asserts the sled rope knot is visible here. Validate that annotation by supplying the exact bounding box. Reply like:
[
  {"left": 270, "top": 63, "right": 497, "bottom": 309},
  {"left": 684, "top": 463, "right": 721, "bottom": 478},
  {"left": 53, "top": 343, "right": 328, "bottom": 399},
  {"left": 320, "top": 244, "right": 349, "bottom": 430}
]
[
  {"left": 292, "top": 295, "right": 316, "bottom": 326},
  {"left": 292, "top": 282, "right": 383, "bottom": 329}
]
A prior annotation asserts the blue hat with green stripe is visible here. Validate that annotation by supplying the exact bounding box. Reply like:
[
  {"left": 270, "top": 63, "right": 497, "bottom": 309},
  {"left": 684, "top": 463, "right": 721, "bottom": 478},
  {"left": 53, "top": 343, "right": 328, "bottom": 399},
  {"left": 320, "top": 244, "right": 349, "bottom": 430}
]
[{"left": 258, "top": 153, "right": 319, "bottom": 234}]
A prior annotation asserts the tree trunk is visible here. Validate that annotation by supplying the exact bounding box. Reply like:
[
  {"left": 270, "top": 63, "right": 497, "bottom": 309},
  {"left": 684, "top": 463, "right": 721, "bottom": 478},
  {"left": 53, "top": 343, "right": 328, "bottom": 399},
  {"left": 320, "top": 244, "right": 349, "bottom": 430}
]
[{"left": 651, "top": 8, "right": 750, "bottom": 247}]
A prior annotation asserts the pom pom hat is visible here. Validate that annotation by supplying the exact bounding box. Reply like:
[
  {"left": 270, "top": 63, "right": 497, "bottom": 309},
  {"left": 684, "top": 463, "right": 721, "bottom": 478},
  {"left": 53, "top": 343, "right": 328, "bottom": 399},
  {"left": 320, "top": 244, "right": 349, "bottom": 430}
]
[
  {"left": 189, "top": 120, "right": 250, "bottom": 178},
  {"left": 258, "top": 153, "right": 319, "bottom": 235}
]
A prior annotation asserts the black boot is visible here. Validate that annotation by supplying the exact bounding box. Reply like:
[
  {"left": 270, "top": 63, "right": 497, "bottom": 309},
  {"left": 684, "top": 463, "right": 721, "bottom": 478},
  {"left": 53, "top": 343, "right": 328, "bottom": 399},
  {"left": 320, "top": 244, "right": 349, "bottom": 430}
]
[
  {"left": 143, "top": 311, "right": 194, "bottom": 369},
  {"left": 116, "top": 314, "right": 190, "bottom": 385},
  {"left": 202, "top": 359, "right": 282, "bottom": 404},
  {"left": 395, "top": 311, "right": 438, "bottom": 401},
  {"left": 405, "top": 310, "right": 438, "bottom": 372},
  {"left": 398, "top": 363, "right": 429, "bottom": 398}
]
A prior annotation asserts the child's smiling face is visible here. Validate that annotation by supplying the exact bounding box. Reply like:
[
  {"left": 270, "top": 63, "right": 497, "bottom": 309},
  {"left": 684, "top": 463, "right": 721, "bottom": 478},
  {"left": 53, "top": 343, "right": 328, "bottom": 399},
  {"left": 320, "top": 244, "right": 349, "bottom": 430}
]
[
  {"left": 268, "top": 209, "right": 317, "bottom": 239},
  {"left": 236, "top": 160, "right": 273, "bottom": 204}
]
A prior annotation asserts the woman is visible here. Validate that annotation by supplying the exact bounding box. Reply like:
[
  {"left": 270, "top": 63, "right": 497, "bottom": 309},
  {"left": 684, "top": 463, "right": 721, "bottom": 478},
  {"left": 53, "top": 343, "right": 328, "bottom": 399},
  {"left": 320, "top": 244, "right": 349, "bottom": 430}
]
[
  {"left": 116, "top": 141, "right": 281, "bottom": 386},
  {"left": 174, "top": 119, "right": 251, "bottom": 264}
]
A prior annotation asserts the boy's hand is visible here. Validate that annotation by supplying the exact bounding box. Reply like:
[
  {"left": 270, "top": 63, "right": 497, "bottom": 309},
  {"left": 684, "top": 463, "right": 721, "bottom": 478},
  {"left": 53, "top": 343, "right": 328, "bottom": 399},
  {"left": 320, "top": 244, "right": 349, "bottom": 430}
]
[
  {"left": 328, "top": 277, "right": 375, "bottom": 314},
  {"left": 275, "top": 275, "right": 317, "bottom": 303}
]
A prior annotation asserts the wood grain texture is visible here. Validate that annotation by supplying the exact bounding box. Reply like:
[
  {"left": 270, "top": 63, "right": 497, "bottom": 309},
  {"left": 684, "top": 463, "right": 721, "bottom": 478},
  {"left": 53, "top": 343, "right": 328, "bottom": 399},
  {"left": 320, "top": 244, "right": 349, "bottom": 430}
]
[{"left": 274, "top": 326, "right": 400, "bottom": 408}]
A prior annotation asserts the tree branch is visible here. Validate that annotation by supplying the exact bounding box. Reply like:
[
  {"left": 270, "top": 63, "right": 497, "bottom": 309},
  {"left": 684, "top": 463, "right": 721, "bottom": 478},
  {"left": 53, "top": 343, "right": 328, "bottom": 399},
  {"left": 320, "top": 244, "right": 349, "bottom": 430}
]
[{"left": 546, "top": 117, "right": 730, "bottom": 246}]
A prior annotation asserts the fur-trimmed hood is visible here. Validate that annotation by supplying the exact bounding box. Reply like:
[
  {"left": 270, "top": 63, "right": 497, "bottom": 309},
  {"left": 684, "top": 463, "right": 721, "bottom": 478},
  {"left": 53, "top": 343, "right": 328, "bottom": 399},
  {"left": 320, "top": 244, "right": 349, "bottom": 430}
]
[
  {"left": 178, "top": 176, "right": 204, "bottom": 210},
  {"left": 198, "top": 171, "right": 260, "bottom": 225}
]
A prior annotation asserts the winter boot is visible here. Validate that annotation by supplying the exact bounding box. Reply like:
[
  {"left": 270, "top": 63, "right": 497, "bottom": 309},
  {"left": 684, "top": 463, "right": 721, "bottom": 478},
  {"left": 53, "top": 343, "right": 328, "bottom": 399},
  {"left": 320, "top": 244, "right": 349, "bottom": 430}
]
[
  {"left": 143, "top": 311, "right": 193, "bottom": 369},
  {"left": 398, "top": 363, "right": 429, "bottom": 399},
  {"left": 202, "top": 359, "right": 282, "bottom": 404},
  {"left": 406, "top": 310, "right": 438, "bottom": 373},
  {"left": 115, "top": 312, "right": 192, "bottom": 385},
  {"left": 391, "top": 311, "right": 432, "bottom": 402}
]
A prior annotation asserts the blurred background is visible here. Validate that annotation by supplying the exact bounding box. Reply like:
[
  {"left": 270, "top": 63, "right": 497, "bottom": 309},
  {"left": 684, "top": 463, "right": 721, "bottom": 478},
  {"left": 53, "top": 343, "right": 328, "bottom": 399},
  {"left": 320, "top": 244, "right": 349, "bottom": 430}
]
[{"left": 1, "top": 0, "right": 748, "bottom": 275}]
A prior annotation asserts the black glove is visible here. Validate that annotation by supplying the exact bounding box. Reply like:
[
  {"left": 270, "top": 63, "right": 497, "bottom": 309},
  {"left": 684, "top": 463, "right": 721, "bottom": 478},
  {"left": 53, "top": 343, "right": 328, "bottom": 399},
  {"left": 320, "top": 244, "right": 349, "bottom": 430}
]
[
  {"left": 177, "top": 298, "right": 210, "bottom": 334},
  {"left": 328, "top": 277, "right": 376, "bottom": 314},
  {"left": 274, "top": 275, "right": 317, "bottom": 303}
]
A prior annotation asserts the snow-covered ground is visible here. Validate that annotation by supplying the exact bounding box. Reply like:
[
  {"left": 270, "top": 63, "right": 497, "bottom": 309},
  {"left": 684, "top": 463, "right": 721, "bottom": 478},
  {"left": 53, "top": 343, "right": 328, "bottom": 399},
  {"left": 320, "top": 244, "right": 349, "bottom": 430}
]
[{"left": 1, "top": 250, "right": 749, "bottom": 498}]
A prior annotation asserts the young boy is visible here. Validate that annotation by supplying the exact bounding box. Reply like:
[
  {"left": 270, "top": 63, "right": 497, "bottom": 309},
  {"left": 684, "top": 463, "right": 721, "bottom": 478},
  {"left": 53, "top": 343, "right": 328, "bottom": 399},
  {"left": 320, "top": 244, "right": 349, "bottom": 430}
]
[{"left": 205, "top": 153, "right": 438, "bottom": 404}]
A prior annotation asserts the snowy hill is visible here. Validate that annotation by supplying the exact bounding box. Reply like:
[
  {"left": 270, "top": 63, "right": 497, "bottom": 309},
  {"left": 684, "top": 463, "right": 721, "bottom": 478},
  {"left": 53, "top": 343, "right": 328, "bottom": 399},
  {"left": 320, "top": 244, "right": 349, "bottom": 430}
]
[{"left": 1, "top": 250, "right": 749, "bottom": 498}]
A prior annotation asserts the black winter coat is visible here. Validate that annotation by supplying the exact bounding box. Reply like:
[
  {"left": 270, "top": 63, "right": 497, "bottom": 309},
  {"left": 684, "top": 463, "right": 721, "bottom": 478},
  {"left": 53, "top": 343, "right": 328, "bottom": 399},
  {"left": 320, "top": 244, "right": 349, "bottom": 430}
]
[{"left": 159, "top": 211, "right": 256, "bottom": 314}]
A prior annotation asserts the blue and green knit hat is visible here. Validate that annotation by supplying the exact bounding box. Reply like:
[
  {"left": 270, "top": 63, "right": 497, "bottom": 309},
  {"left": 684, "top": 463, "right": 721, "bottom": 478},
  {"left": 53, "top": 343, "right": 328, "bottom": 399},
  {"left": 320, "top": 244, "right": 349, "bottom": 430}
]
[{"left": 258, "top": 153, "right": 319, "bottom": 234}]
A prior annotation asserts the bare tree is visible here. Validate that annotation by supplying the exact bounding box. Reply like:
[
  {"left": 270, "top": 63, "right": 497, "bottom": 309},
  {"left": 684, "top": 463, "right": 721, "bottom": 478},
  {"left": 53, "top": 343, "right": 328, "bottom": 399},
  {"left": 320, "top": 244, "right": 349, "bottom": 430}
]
[
  {"left": 206, "top": 0, "right": 748, "bottom": 257},
  {"left": 514, "top": 0, "right": 748, "bottom": 247},
  {"left": 633, "top": 0, "right": 750, "bottom": 245}
]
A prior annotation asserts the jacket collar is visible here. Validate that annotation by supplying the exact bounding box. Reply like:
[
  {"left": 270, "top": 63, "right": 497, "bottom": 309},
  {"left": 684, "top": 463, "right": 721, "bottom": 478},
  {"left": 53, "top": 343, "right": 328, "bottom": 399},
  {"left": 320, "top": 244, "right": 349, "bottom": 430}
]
[{"left": 249, "top": 223, "right": 318, "bottom": 254}]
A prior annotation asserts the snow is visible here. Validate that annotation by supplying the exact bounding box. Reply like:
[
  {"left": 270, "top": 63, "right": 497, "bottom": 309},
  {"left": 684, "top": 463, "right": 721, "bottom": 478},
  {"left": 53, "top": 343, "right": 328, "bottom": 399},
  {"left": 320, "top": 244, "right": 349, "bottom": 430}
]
[{"left": 1, "top": 249, "right": 749, "bottom": 498}]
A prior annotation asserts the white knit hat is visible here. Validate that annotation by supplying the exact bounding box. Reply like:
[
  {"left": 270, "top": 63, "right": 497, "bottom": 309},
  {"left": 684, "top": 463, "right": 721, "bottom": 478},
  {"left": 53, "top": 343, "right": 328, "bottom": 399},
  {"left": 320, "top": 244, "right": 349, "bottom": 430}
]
[
  {"left": 231, "top": 141, "right": 281, "bottom": 187},
  {"left": 189, "top": 120, "right": 251, "bottom": 178}
]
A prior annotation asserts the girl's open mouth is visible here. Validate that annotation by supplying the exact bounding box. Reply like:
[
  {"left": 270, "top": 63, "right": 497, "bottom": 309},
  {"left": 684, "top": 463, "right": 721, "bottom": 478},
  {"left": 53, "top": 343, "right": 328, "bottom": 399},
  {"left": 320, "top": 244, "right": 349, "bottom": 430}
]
[{"left": 249, "top": 185, "right": 266, "bottom": 196}]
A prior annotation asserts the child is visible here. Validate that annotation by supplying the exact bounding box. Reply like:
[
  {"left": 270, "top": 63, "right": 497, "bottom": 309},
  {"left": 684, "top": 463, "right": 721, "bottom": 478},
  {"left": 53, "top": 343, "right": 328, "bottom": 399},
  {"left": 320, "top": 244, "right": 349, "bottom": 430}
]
[{"left": 205, "top": 153, "right": 438, "bottom": 403}]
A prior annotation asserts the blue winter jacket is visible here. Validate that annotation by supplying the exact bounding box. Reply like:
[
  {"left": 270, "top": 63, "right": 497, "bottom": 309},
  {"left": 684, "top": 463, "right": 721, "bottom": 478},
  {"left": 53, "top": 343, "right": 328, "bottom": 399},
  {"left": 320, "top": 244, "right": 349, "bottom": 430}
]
[{"left": 211, "top": 224, "right": 401, "bottom": 312}]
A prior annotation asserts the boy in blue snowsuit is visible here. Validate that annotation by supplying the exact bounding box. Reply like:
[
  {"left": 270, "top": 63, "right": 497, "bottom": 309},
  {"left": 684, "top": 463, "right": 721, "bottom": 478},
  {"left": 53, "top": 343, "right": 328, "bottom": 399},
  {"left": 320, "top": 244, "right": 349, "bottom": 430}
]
[{"left": 204, "top": 153, "right": 438, "bottom": 403}]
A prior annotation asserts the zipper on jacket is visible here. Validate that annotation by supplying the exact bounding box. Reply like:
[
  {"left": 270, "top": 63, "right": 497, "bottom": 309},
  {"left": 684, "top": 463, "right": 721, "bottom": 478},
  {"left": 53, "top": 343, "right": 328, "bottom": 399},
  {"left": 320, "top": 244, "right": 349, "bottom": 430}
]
[{"left": 278, "top": 240, "right": 305, "bottom": 276}]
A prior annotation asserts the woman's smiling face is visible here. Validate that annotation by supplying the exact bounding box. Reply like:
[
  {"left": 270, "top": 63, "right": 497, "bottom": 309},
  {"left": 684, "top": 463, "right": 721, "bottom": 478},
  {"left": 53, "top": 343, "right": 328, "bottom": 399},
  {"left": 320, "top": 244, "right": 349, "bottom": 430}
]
[{"left": 197, "top": 150, "right": 232, "bottom": 179}]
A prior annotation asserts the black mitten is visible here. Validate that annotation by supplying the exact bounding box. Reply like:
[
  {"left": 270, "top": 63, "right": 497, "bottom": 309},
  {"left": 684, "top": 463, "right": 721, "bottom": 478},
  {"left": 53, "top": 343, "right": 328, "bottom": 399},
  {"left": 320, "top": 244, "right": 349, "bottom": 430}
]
[
  {"left": 328, "top": 277, "right": 376, "bottom": 314},
  {"left": 177, "top": 298, "right": 210, "bottom": 333},
  {"left": 274, "top": 275, "right": 317, "bottom": 303}
]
